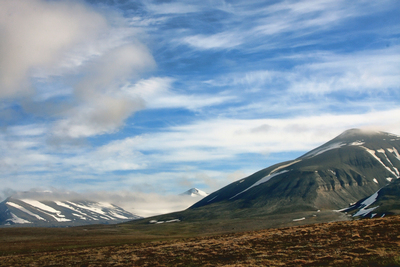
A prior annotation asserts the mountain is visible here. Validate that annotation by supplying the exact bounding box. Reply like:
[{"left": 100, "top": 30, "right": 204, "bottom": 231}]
[
  {"left": 180, "top": 188, "right": 208, "bottom": 197},
  {"left": 186, "top": 129, "right": 400, "bottom": 219},
  {"left": 0, "top": 197, "right": 142, "bottom": 227},
  {"left": 340, "top": 177, "right": 400, "bottom": 218}
]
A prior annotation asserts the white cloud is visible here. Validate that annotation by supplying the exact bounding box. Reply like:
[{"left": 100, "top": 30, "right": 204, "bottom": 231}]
[
  {"left": 79, "top": 109, "right": 400, "bottom": 170},
  {"left": 123, "top": 77, "right": 234, "bottom": 110},
  {"left": 183, "top": 32, "right": 244, "bottom": 50},
  {"left": 177, "top": 0, "right": 397, "bottom": 53},
  {"left": 51, "top": 42, "right": 156, "bottom": 139},
  {"left": 144, "top": 2, "right": 201, "bottom": 15},
  {"left": 289, "top": 47, "right": 400, "bottom": 94},
  {"left": 0, "top": 0, "right": 158, "bottom": 140},
  {"left": 207, "top": 46, "right": 400, "bottom": 98},
  {"left": 0, "top": 0, "right": 107, "bottom": 98}
]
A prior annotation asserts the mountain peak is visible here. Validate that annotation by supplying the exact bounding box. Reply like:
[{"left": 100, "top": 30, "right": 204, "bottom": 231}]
[
  {"left": 338, "top": 128, "right": 370, "bottom": 137},
  {"left": 335, "top": 128, "right": 399, "bottom": 141},
  {"left": 181, "top": 188, "right": 208, "bottom": 197}
]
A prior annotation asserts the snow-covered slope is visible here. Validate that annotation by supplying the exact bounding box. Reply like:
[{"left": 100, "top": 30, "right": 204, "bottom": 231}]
[
  {"left": 340, "top": 178, "right": 400, "bottom": 218},
  {"left": 0, "top": 198, "right": 142, "bottom": 226}
]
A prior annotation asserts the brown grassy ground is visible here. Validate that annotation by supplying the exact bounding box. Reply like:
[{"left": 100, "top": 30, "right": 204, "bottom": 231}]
[{"left": 1, "top": 216, "right": 400, "bottom": 266}]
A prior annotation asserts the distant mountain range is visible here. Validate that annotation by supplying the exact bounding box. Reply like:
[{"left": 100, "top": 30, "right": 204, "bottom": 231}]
[
  {"left": 147, "top": 129, "right": 400, "bottom": 226},
  {"left": 0, "top": 197, "right": 141, "bottom": 227}
]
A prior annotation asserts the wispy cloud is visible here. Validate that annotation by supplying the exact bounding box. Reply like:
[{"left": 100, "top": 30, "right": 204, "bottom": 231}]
[
  {"left": 123, "top": 77, "right": 234, "bottom": 110},
  {"left": 178, "top": 0, "right": 394, "bottom": 51}
]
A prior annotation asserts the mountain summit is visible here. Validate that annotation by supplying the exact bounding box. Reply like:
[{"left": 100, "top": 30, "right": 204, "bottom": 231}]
[
  {"left": 180, "top": 188, "right": 208, "bottom": 197},
  {"left": 189, "top": 129, "right": 400, "bottom": 217}
]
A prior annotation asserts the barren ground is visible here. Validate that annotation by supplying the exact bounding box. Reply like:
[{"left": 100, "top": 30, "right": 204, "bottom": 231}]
[{"left": 1, "top": 216, "right": 400, "bottom": 266}]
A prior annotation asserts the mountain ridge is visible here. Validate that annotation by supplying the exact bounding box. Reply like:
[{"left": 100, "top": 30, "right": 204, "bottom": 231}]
[{"left": 0, "top": 197, "right": 142, "bottom": 227}]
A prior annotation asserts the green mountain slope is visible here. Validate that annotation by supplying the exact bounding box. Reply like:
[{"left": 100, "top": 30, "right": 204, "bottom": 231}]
[{"left": 190, "top": 129, "right": 400, "bottom": 217}]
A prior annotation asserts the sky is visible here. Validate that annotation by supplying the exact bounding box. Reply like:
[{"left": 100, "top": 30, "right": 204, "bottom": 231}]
[{"left": 0, "top": 0, "right": 400, "bottom": 216}]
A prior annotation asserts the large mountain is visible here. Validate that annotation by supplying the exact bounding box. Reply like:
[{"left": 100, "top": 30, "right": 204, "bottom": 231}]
[
  {"left": 188, "top": 129, "right": 400, "bottom": 218},
  {"left": 0, "top": 197, "right": 142, "bottom": 227}
]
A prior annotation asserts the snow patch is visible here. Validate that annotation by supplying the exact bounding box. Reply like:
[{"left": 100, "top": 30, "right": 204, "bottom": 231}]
[
  {"left": 7, "top": 213, "right": 32, "bottom": 224},
  {"left": 354, "top": 206, "right": 379, "bottom": 217},
  {"left": 362, "top": 147, "right": 398, "bottom": 177},
  {"left": 207, "top": 195, "right": 218, "bottom": 202},
  {"left": 230, "top": 170, "right": 289, "bottom": 199},
  {"left": 7, "top": 202, "right": 46, "bottom": 221},
  {"left": 387, "top": 177, "right": 393, "bottom": 182},
  {"left": 72, "top": 213, "right": 87, "bottom": 220},
  {"left": 349, "top": 141, "right": 365, "bottom": 146},
  {"left": 303, "top": 142, "right": 346, "bottom": 158},
  {"left": 65, "top": 201, "right": 113, "bottom": 220},
  {"left": 20, "top": 199, "right": 61, "bottom": 214},
  {"left": 151, "top": 219, "right": 181, "bottom": 224},
  {"left": 293, "top": 217, "right": 306, "bottom": 222},
  {"left": 166, "top": 219, "right": 181, "bottom": 223},
  {"left": 107, "top": 210, "right": 129, "bottom": 220},
  {"left": 269, "top": 160, "right": 301, "bottom": 174},
  {"left": 353, "top": 190, "right": 380, "bottom": 217},
  {"left": 54, "top": 201, "right": 96, "bottom": 220},
  {"left": 378, "top": 149, "right": 400, "bottom": 176},
  {"left": 373, "top": 178, "right": 378, "bottom": 184},
  {"left": 20, "top": 199, "right": 71, "bottom": 222},
  {"left": 387, "top": 147, "right": 400, "bottom": 161}
]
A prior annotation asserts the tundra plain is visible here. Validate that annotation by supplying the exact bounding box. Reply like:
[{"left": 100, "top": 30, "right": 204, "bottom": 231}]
[{"left": 1, "top": 215, "right": 400, "bottom": 266}]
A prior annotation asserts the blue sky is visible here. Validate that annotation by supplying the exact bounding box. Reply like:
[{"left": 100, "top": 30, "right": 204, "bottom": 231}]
[{"left": 0, "top": 0, "right": 400, "bottom": 215}]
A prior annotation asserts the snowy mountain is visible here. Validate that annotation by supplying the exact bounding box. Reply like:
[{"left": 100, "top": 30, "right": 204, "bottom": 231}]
[
  {"left": 0, "top": 197, "right": 142, "bottom": 227},
  {"left": 180, "top": 188, "right": 208, "bottom": 197},
  {"left": 188, "top": 129, "right": 400, "bottom": 218}
]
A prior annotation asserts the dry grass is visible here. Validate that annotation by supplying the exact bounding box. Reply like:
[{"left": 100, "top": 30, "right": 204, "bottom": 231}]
[{"left": 1, "top": 216, "right": 400, "bottom": 266}]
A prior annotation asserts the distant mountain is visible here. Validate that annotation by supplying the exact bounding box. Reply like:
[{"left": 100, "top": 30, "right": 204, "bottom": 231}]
[
  {"left": 0, "top": 197, "right": 142, "bottom": 227},
  {"left": 187, "top": 129, "right": 400, "bottom": 219},
  {"left": 180, "top": 188, "right": 208, "bottom": 197}
]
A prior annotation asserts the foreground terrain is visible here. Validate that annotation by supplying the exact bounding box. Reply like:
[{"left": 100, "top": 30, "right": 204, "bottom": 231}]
[{"left": 1, "top": 216, "right": 400, "bottom": 266}]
